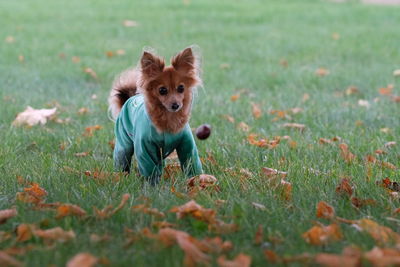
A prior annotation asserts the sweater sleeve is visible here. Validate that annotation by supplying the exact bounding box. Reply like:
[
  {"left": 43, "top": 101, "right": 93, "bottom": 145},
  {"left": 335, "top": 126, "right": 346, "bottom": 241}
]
[{"left": 176, "top": 125, "right": 203, "bottom": 177}]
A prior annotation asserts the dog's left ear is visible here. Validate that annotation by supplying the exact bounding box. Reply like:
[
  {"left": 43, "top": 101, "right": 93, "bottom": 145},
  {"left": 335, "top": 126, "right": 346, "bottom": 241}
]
[{"left": 171, "top": 47, "right": 195, "bottom": 73}]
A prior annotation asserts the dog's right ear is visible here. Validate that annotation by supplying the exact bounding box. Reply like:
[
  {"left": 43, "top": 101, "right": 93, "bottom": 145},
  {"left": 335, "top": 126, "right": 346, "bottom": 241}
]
[{"left": 140, "top": 51, "right": 165, "bottom": 79}]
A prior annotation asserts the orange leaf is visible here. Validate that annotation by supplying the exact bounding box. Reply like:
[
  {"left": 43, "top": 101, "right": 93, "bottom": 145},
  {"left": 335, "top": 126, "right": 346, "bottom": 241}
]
[
  {"left": 316, "top": 201, "right": 335, "bottom": 219},
  {"left": 170, "top": 200, "right": 216, "bottom": 224},
  {"left": 355, "top": 219, "right": 400, "bottom": 245},
  {"left": 83, "top": 68, "right": 98, "bottom": 80},
  {"left": 83, "top": 125, "right": 102, "bottom": 137},
  {"left": 94, "top": 193, "right": 130, "bottom": 219},
  {"left": 187, "top": 174, "right": 219, "bottom": 195},
  {"left": 364, "top": 247, "right": 400, "bottom": 267},
  {"left": 0, "top": 251, "right": 23, "bottom": 267},
  {"left": 251, "top": 102, "right": 262, "bottom": 119},
  {"left": 16, "top": 224, "right": 35, "bottom": 242},
  {"left": 282, "top": 123, "right": 305, "bottom": 131},
  {"left": 302, "top": 224, "right": 342, "bottom": 245},
  {"left": 350, "top": 197, "right": 376, "bottom": 209},
  {"left": 315, "top": 252, "right": 360, "bottom": 267},
  {"left": 0, "top": 208, "right": 17, "bottom": 225},
  {"left": 67, "top": 253, "right": 98, "bottom": 267},
  {"left": 315, "top": 68, "right": 329, "bottom": 76},
  {"left": 217, "top": 253, "right": 252, "bottom": 267},
  {"left": 339, "top": 143, "right": 356, "bottom": 163},
  {"left": 237, "top": 122, "right": 250, "bottom": 132},
  {"left": 222, "top": 114, "right": 235, "bottom": 123},
  {"left": 335, "top": 178, "right": 353, "bottom": 197},
  {"left": 34, "top": 227, "right": 76, "bottom": 242},
  {"left": 261, "top": 167, "right": 287, "bottom": 179},
  {"left": 56, "top": 204, "right": 87, "bottom": 219},
  {"left": 230, "top": 94, "right": 240, "bottom": 101},
  {"left": 254, "top": 225, "right": 263, "bottom": 245}
]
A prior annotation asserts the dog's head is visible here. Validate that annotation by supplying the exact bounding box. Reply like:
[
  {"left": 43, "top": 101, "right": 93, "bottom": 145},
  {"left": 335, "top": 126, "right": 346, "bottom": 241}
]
[{"left": 139, "top": 47, "right": 201, "bottom": 113}]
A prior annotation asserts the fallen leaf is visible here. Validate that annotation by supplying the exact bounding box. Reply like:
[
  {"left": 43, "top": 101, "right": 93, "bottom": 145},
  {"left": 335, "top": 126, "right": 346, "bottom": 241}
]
[
  {"left": 364, "top": 247, "right": 400, "bottom": 267},
  {"left": 34, "top": 227, "right": 76, "bottom": 242},
  {"left": 315, "top": 252, "right": 360, "bottom": 267},
  {"left": 18, "top": 55, "right": 24, "bottom": 63},
  {"left": 338, "top": 143, "right": 356, "bottom": 163},
  {"left": 0, "top": 251, "right": 22, "bottom": 267},
  {"left": 254, "top": 225, "right": 263, "bottom": 245},
  {"left": 251, "top": 102, "right": 262, "bottom": 119},
  {"left": 319, "top": 138, "right": 333, "bottom": 145},
  {"left": 345, "top": 86, "right": 359, "bottom": 95},
  {"left": 316, "top": 201, "right": 335, "bottom": 219},
  {"left": 12, "top": 106, "right": 57, "bottom": 127},
  {"left": 335, "top": 178, "right": 353, "bottom": 197},
  {"left": 94, "top": 193, "right": 130, "bottom": 219},
  {"left": 67, "top": 253, "right": 98, "bottom": 267},
  {"left": 351, "top": 197, "right": 376, "bottom": 208},
  {"left": 230, "top": 94, "right": 240, "bottom": 101},
  {"left": 116, "top": 49, "right": 126, "bottom": 55},
  {"left": 280, "top": 180, "right": 292, "bottom": 201},
  {"left": 83, "top": 125, "right": 102, "bottom": 137},
  {"left": 365, "top": 154, "right": 397, "bottom": 170},
  {"left": 261, "top": 167, "right": 287, "bottom": 179},
  {"left": 0, "top": 208, "right": 17, "bottom": 225},
  {"left": 56, "top": 204, "right": 87, "bottom": 219},
  {"left": 217, "top": 253, "right": 251, "bottom": 267},
  {"left": 170, "top": 200, "right": 216, "bottom": 224},
  {"left": 384, "top": 141, "right": 396, "bottom": 148},
  {"left": 123, "top": 20, "right": 138, "bottom": 27},
  {"left": 282, "top": 123, "right": 305, "bottom": 131},
  {"left": 17, "top": 183, "right": 48, "bottom": 205},
  {"left": 5, "top": 36, "right": 15, "bottom": 43},
  {"left": 302, "top": 93, "right": 310, "bottom": 102},
  {"left": 16, "top": 224, "right": 35, "bottom": 242},
  {"left": 332, "top": 32, "right": 340, "bottom": 40},
  {"left": 187, "top": 174, "right": 220, "bottom": 195},
  {"left": 237, "top": 122, "right": 250, "bottom": 132},
  {"left": 302, "top": 223, "right": 342, "bottom": 245},
  {"left": 354, "top": 218, "right": 400, "bottom": 245},
  {"left": 222, "top": 115, "right": 235, "bottom": 123},
  {"left": 315, "top": 68, "right": 329, "bottom": 76},
  {"left": 200, "top": 237, "right": 233, "bottom": 254},
  {"left": 78, "top": 107, "right": 89, "bottom": 115},
  {"left": 163, "top": 163, "right": 181, "bottom": 180},
  {"left": 220, "top": 63, "right": 230, "bottom": 69},
  {"left": 83, "top": 67, "right": 98, "bottom": 80},
  {"left": 72, "top": 56, "right": 80, "bottom": 63}
]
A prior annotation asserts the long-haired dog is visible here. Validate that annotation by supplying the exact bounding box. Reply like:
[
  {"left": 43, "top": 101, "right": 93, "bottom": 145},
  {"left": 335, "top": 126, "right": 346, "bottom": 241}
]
[{"left": 108, "top": 47, "right": 203, "bottom": 185}]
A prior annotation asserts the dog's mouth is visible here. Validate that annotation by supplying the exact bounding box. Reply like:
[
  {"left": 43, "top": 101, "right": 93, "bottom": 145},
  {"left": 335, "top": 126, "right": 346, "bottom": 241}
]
[{"left": 166, "top": 106, "right": 182, "bottom": 113}]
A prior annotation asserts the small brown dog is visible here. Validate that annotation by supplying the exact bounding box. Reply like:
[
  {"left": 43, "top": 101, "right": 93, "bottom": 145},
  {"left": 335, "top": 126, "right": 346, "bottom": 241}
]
[{"left": 108, "top": 47, "right": 203, "bottom": 184}]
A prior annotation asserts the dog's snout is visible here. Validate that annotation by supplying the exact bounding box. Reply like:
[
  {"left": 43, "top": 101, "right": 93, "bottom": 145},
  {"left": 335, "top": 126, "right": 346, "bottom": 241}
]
[{"left": 171, "top": 103, "right": 180, "bottom": 110}]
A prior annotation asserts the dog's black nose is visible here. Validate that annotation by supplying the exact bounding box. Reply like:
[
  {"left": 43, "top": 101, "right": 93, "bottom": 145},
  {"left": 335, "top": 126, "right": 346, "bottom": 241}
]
[{"left": 171, "top": 103, "right": 180, "bottom": 110}]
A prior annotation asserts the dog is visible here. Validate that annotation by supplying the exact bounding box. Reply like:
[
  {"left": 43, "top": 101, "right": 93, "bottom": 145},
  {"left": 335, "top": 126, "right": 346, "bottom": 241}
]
[{"left": 108, "top": 47, "right": 203, "bottom": 184}]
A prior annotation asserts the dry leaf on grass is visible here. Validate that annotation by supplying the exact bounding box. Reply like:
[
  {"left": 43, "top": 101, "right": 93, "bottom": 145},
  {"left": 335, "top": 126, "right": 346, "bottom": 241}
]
[
  {"left": 230, "top": 94, "right": 240, "bottom": 101},
  {"left": 338, "top": 143, "right": 356, "bottom": 163},
  {"left": 251, "top": 102, "right": 262, "bottom": 119},
  {"left": 16, "top": 183, "right": 48, "bottom": 205},
  {"left": 163, "top": 163, "right": 181, "bottom": 180},
  {"left": 94, "top": 193, "right": 130, "bottom": 219},
  {"left": 365, "top": 154, "right": 397, "bottom": 170},
  {"left": 83, "top": 68, "right": 98, "bottom": 80},
  {"left": 217, "top": 253, "right": 252, "bottom": 267},
  {"left": 222, "top": 114, "right": 235, "bottom": 123},
  {"left": 83, "top": 125, "right": 102, "bottom": 137},
  {"left": 315, "top": 68, "right": 330, "bottom": 76},
  {"left": 282, "top": 123, "right": 306, "bottom": 131},
  {"left": 0, "top": 251, "right": 23, "bottom": 267},
  {"left": 16, "top": 224, "right": 35, "bottom": 242},
  {"left": 132, "top": 204, "right": 165, "bottom": 218},
  {"left": 170, "top": 200, "right": 216, "bottom": 224},
  {"left": 56, "top": 204, "right": 87, "bottom": 219},
  {"left": 34, "top": 227, "right": 76, "bottom": 242},
  {"left": 237, "top": 122, "right": 250, "bottom": 132},
  {"left": 335, "top": 178, "right": 353, "bottom": 197},
  {"left": 315, "top": 252, "right": 360, "bottom": 267},
  {"left": 187, "top": 174, "right": 220, "bottom": 196},
  {"left": 252, "top": 202, "right": 266, "bottom": 211},
  {"left": 261, "top": 167, "right": 287, "bottom": 179},
  {"left": 123, "top": 20, "right": 138, "bottom": 27},
  {"left": 67, "top": 253, "right": 98, "bottom": 267},
  {"left": 316, "top": 201, "right": 335, "bottom": 219},
  {"left": 0, "top": 208, "right": 17, "bottom": 225},
  {"left": 302, "top": 224, "right": 342, "bottom": 245},
  {"left": 353, "top": 219, "right": 400, "bottom": 245},
  {"left": 254, "top": 225, "right": 263, "bottom": 245},
  {"left": 12, "top": 106, "right": 57, "bottom": 127},
  {"left": 364, "top": 247, "right": 400, "bottom": 267},
  {"left": 74, "top": 152, "right": 90, "bottom": 157}
]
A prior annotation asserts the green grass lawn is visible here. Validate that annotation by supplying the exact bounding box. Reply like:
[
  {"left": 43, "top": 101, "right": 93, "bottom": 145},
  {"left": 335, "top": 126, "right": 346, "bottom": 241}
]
[{"left": 1, "top": 0, "right": 400, "bottom": 266}]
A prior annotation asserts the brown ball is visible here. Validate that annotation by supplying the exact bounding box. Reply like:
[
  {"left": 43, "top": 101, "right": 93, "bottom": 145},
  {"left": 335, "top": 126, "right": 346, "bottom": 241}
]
[{"left": 195, "top": 124, "right": 211, "bottom": 140}]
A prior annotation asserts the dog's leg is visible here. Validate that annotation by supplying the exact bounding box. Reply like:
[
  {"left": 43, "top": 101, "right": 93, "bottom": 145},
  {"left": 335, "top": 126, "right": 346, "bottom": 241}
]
[
  {"left": 135, "top": 143, "right": 163, "bottom": 185},
  {"left": 176, "top": 125, "right": 203, "bottom": 177},
  {"left": 113, "top": 141, "right": 134, "bottom": 173}
]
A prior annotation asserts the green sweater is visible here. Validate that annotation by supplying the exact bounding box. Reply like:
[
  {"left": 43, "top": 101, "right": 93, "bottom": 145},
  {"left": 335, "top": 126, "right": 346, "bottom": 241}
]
[{"left": 113, "top": 94, "right": 203, "bottom": 184}]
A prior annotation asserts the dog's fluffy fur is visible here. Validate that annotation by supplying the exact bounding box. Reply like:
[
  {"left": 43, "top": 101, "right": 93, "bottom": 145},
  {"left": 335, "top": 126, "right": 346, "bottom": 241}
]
[{"left": 108, "top": 47, "right": 201, "bottom": 133}]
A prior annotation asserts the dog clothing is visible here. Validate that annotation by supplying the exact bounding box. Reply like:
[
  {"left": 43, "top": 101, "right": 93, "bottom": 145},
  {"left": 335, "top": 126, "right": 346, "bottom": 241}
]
[{"left": 113, "top": 94, "right": 203, "bottom": 184}]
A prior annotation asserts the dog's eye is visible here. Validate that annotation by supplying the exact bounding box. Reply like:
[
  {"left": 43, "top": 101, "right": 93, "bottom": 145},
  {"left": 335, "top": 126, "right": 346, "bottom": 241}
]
[
  {"left": 177, "top": 85, "right": 184, "bottom": 93},
  {"left": 159, "top": 87, "right": 168, "bottom": 95}
]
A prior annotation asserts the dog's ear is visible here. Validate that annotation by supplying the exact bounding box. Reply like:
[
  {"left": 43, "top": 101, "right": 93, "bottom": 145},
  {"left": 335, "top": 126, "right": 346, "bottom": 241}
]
[
  {"left": 171, "top": 47, "right": 195, "bottom": 73},
  {"left": 140, "top": 51, "right": 164, "bottom": 79}
]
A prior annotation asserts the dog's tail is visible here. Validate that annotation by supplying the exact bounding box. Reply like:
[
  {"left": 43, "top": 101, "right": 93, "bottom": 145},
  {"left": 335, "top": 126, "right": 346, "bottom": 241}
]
[{"left": 108, "top": 69, "right": 139, "bottom": 121}]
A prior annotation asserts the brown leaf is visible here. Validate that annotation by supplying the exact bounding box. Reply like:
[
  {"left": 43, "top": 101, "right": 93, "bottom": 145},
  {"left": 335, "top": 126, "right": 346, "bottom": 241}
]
[
  {"left": 123, "top": 20, "right": 138, "bottom": 27},
  {"left": 280, "top": 180, "right": 292, "bottom": 201},
  {"left": 364, "top": 247, "right": 400, "bottom": 267},
  {"left": 316, "top": 201, "right": 335, "bottom": 219},
  {"left": 83, "top": 68, "right": 98, "bottom": 80},
  {"left": 56, "top": 204, "right": 87, "bottom": 219},
  {"left": 335, "top": 178, "right": 353, "bottom": 197},
  {"left": 199, "top": 237, "right": 233, "bottom": 254},
  {"left": 355, "top": 219, "right": 400, "bottom": 245},
  {"left": 0, "top": 208, "right": 17, "bottom": 225},
  {"left": 83, "top": 125, "right": 102, "bottom": 137},
  {"left": 222, "top": 114, "right": 235, "bottom": 123},
  {"left": 251, "top": 102, "right": 262, "bottom": 119},
  {"left": 315, "top": 68, "right": 330, "bottom": 76},
  {"left": 0, "top": 251, "right": 23, "bottom": 267},
  {"left": 339, "top": 143, "right": 356, "bottom": 163},
  {"left": 302, "top": 224, "right": 343, "bottom": 245},
  {"left": 77, "top": 107, "right": 89, "bottom": 115},
  {"left": 254, "top": 225, "right": 263, "bottom": 245},
  {"left": 94, "top": 193, "right": 130, "bottom": 219},
  {"left": 282, "top": 123, "right": 306, "bottom": 131},
  {"left": 17, "top": 183, "right": 48, "bottom": 205},
  {"left": 261, "top": 167, "right": 287, "bottom": 179},
  {"left": 187, "top": 174, "right": 219, "bottom": 195},
  {"left": 217, "top": 253, "right": 252, "bottom": 267},
  {"left": 230, "top": 94, "right": 240, "bottom": 101},
  {"left": 351, "top": 197, "right": 376, "bottom": 208},
  {"left": 74, "top": 152, "right": 90, "bottom": 157},
  {"left": 237, "top": 122, "right": 250, "bottom": 132},
  {"left": 34, "top": 227, "right": 76, "bottom": 242},
  {"left": 163, "top": 163, "right": 181, "bottom": 180},
  {"left": 315, "top": 252, "right": 360, "bottom": 267},
  {"left": 209, "top": 220, "right": 239, "bottom": 234},
  {"left": 67, "top": 253, "right": 98, "bottom": 267},
  {"left": 170, "top": 200, "right": 216, "bottom": 224},
  {"left": 16, "top": 224, "right": 35, "bottom": 242},
  {"left": 12, "top": 106, "right": 57, "bottom": 127}
]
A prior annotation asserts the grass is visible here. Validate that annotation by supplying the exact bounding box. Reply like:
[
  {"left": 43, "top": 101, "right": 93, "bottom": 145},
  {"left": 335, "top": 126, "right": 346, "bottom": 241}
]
[{"left": 1, "top": 0, "right": 399, "bottom": 266}]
